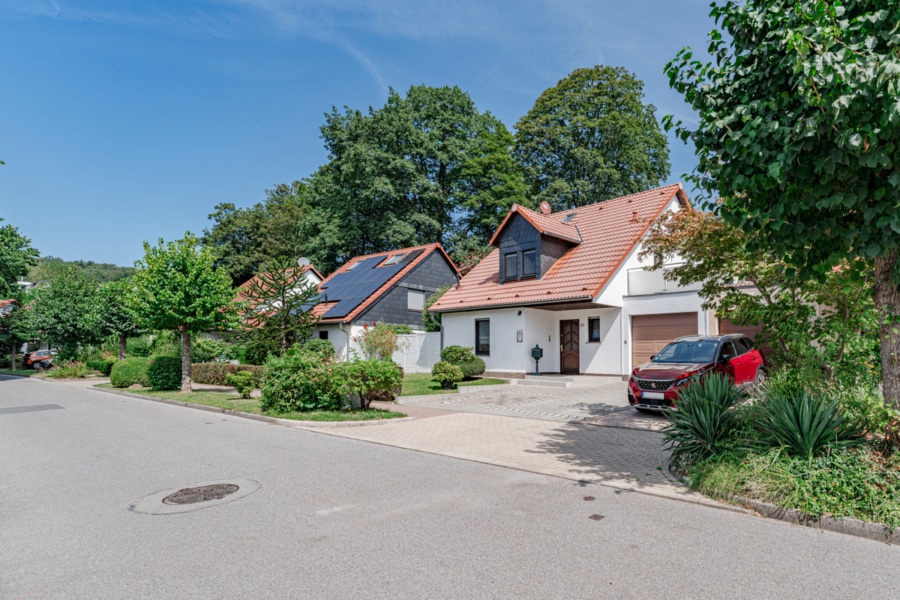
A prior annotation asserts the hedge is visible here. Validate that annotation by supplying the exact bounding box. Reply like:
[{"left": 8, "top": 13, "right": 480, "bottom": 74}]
[
  {"left": 87, "top": 359, "right": 116, "bottom": 376},
  {"left": 192, "top": 363, "right": 264, "bottom": 386},
  {"left": 148, "top": 356, "right": 182, "bottom": 390},
  {"left": 440, "top": 345, "right": 486, "bottom": 379},
  {"left": 110, "top": 357, "right": 152, "bottom": 388}
]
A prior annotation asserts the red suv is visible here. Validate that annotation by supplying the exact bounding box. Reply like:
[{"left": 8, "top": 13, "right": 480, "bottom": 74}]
[
  {"left": 23, "top": 350, "right": 55, "bottom": 370},
  {"left": 628, "top": 334, "right": 765, "bottom": 412}
]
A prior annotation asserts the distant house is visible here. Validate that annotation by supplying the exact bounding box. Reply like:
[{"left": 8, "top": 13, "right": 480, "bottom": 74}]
[
  {"left": 236, "top": 264, "right": 324, "bottom": 303},
  {"left": 431, "top": 184, "right": 722, "bottom": 378},
  {"left": 310, "top": 244, "right": 459, "bottom": 360}
]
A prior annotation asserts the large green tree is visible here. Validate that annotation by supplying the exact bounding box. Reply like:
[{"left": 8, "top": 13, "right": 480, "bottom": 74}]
[
  {"left": 665, "top": 0, "right": 900, "bottom": 406},
  {"left": 203, "top": 181, "right": 313, "bottom": 286},
  {"left": 28, "top": 265, "right": 99, "bottom": 358},
  {"left": 307, "top": 85, "right": 526, "bottom": 272},
  {"left": 515, "top": 65, "right": 671, "bottom": 211},
  {"left": 0, "top": 218, "right": 39, "bottom": 297},
  {"left": 130, "top": 233, "right": 237, "bottom": 392}
]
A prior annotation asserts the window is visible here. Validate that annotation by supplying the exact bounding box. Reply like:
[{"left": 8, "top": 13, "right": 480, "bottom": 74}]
[
  {"left": 588, "top": 317, "right": 601, "bottom": 342},
  {"left": 407, "top": 289, "right": 425, "bottom": 311},
  {"left": 475, "top": 319, "right": 490, "bottom": 355},
  {"left": 522, "top": 250, "right": 537, "bottom": 277},
  {"left": 719, "top": 340, "right": 737, "bottom": 361},
  {"left": 504, "top": 253, "right": 518, "bottom": 280},
  {"left": 732, "top": 337, "right": 751, "bottom": 356},
  {"left": 384, "top": 253, "right": 406, "bottom": 265},
  {"left": 319, "top": 330, "right": 329, "bottom": 340}
]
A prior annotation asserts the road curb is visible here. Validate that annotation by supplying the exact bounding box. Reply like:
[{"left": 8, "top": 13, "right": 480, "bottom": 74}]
[
  {"left": 89, "top": 385, "right": 416, "bottom": 428},
  {"left": 731, "top": 496, "right": 899, "bottom": 544}
]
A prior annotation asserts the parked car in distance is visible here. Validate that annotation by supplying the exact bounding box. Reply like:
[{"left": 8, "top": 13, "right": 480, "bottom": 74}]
[
  {"left": 628, "top": 334, "right": 765, "bottom": 412},
  {"left": 22, "top": 350, "right": 55, "bottom": 370}
]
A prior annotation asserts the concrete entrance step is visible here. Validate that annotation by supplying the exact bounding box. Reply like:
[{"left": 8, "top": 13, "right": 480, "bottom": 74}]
[
  {"left": 509, "top": 378, "right": 573, "bottom": 388},
  {"left": 519, "top": 375, "right": 624, "bottom": 387}
]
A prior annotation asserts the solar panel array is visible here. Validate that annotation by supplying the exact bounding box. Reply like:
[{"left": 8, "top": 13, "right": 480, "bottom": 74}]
[{"left": 318, "top": 250, "right": 424, "bottom": 319}]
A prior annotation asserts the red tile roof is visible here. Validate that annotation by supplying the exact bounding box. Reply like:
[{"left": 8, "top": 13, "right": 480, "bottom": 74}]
[
  {"left": 236, "top": 264, "right": 323, "bottom": 300},
  {"left": 432, "top": 184, "right": 689, "bottom": 312},
  {"left": 489, "top": 204, "right": 582, "bottom": 245},
  {"left": 316, "top": 243, "right": 459, "bottom": 324}
]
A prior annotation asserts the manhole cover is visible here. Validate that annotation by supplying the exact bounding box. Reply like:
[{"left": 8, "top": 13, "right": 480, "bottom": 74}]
[{"left": 163, "top": 484, "right": 239, "bottom": 505}]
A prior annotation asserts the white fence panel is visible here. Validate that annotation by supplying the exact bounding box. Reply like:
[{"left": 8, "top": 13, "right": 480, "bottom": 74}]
[{"left": 393, "top": 332, "right": 442, "bottom": 374}]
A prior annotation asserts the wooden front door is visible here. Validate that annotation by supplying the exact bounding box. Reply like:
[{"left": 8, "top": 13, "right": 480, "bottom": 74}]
[{"left": 560, "top": 320, "right": 580, "bottom": 374}]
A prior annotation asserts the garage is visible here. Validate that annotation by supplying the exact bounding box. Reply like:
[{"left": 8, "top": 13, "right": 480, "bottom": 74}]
[{"left": 631, "top": 312, "right": 698, "bottom": 367}]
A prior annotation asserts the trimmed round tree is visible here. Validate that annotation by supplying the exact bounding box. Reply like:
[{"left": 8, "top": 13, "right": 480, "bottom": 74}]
[{"left": 130, "top": 233, "right": 237, "bottom": 392}]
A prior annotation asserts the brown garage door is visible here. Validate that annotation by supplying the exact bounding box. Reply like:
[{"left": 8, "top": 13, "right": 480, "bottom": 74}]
[{"left": 632, "top": 313, "right": 698, "bottom": 367}]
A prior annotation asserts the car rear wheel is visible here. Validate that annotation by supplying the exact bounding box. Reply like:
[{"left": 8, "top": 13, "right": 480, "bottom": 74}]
[
  {"left": 32, "top": 362, "right": 42, "bottom": 370},
  {"left": 41, "top": 360, "right": 52, "bottom": 369},
  {"left": 753, "top": 366, "right": 766, "bottom": 386}
]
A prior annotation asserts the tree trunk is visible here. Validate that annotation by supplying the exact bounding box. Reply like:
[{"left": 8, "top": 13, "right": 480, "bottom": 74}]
[
  {"left": 118, "top": 334, "right": 127, "bottom": 360},
  {"left": 180, "top": 326, "right": 192, "bottom": 393},
  {"left": 10, "top": 343, "right": 17, "bottom": 371},
  {"left": 874, "top": 253, "right": 900, "bottom": 409}
]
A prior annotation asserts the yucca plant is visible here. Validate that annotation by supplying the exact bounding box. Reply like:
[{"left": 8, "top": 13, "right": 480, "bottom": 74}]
[
  {"left": 662, "top": 373, "right": 742, "bottom": 471},
  {"left": 759, "top": 392, "right": 865, "bottom": 462}
]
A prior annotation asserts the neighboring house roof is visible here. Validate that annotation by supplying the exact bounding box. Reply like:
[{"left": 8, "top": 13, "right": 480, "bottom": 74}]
[
  {"left": 316, "top": 243, "right": 459, "bottom": 324},
  {"left": 0, "top": 299, "right": 14, "bottom": 317},
  {"left": 433, "top": 184, "right": 690, "bottom": 313},
  {"left": 236, "top": 264, "right": 324, "bottom": 300}
]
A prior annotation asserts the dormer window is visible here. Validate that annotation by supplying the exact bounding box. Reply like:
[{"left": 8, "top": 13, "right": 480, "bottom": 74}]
[
  {"left": 522, "top": 250, "right": 537, "bottom": 278},
  {"left": 504, "top": 253, "right": 518, "bottom": 281}
]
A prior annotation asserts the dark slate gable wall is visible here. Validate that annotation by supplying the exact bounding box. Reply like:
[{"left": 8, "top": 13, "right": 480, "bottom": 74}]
[
  {"left": 497, "top": 214, "right": 541, "bottom": 281},
  {"left": 355, "top": 251, "right": 458, "bottom": 328}
]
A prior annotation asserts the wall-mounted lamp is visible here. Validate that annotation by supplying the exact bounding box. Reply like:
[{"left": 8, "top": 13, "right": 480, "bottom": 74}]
[{"left": 516, "top": 329, "right": 523, "bottom": 343}]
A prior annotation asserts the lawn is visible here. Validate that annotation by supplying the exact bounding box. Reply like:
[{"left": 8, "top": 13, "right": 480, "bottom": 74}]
[
  {"left": 0, "top": 369, "right": 38, "bottom": 377},
  {"left": 400, "top": 373, "right": 506, "bottom": 396},
  {"left": 95, "top": 384, "right": 404, "bottom": 422}
]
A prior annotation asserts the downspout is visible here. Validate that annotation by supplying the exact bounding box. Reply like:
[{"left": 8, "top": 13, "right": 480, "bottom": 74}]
[{"left": 338, "top": 322, "right": 351, "bottom": 362}]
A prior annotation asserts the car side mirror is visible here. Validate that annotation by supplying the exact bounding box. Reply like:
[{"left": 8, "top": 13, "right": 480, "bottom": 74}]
[
  {"left": 719, "top": 354, "right": 732, "bottom": 364},
  {"left": 649, "top": 355, "right": 656, "bottom": 360}
]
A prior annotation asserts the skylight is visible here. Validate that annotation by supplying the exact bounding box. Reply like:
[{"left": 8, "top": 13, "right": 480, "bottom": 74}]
[
  {"left": 562, "top": 213, "right": 577, "bottom": 223},
  {"left": 383, "top": 254, "right": 406, "bottom": 265}
]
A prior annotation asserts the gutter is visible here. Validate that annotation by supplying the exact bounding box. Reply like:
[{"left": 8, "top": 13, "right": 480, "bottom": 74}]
[
  {"left": 338, "top": 322, "right": 351, "bottom": 361},
  {"left": 434, "top": 295, "right": 593, "bottom": 314}
]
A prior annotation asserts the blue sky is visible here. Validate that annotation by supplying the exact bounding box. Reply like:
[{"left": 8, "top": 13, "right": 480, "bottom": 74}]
[{"left": 0, "top": 0, "right": 713, "bottom": 267}]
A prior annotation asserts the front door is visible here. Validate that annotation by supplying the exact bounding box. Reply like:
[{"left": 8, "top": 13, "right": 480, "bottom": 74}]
[{"left": 560, "top": 320, "right": 580, "bottom": 374}]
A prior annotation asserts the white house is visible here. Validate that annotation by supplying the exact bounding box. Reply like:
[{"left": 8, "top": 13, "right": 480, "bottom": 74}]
[{"left": 432, "top": 184, "right": 721, "bottom": 378}]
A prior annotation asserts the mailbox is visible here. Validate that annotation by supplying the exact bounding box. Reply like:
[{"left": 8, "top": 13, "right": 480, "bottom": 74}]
[{"left": 531, "top": 344, "right": 544, "bottom": 375}]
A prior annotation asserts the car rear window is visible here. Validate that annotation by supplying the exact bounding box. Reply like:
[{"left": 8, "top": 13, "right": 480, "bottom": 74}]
[{"left": 653, "top": 340, "right": 719, "bottom": 363}]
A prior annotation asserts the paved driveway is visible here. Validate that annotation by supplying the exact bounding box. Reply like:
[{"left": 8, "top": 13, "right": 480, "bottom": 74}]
[{"left": 400, "top": 381, "right": 669, "bottom": 431}]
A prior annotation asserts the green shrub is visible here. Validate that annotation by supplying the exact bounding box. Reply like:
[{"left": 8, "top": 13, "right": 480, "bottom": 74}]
[
  {"left": 759, "top": 391, "right": 865, "bottom": 461},
  {"left": 46, "top": 361, "right": 92, "bottom": 379},
  {"left": 347, "top": 360, "right": 403, "bottom": 409},
  {"left": 301, "top": 338, "right": 336, "bottom": 361},
  {"left": 432, "top": 361, "right": 464, "bottom": 389},
  {"left": 192, "top": 337, "right": 234, "bottom": 363},
  {"left": 87, "top": 359, "right": 116, "bottom": 376},
  {"left": 831, "top": 383, "right": 897, "bottom": 437},
  {"left": 126, "top": 337, "right": 152, "bottom": 357},
  {"left": 148, "top": 356, "right": 182, "bottom": 391},
  {"left": 661, "top": 372, "right": 743, "bottom": 471},
  {"left": 260, "top": 348, "right": 350, "bottom": 412},
  {"left": 225, "top": 371, "right": 258, "bottom": 399},
  {"left": 439, "top": 345, "right": 485, "bottom": 379},
  {"left": 354, "top": 322, "right": 408, "bottom": 360},
  {"left": 110, "top": 357, "right": 152, "bottom": 388},
  {"left": 191, "top": 363, "right": 264, "bottom": 386}
]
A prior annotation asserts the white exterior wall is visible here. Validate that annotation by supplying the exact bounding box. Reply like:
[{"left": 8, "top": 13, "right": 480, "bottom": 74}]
[
  {"left": 442, "top": 308, "right": 525, "bottom": 374},
  {"left": 314, "top": 324, "right": 366, "bottom": 362}
]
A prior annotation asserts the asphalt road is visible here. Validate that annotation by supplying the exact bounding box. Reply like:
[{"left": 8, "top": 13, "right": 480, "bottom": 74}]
[{"left": 2, "top": 376, "right": 898, "bottom": 599}]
